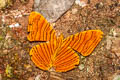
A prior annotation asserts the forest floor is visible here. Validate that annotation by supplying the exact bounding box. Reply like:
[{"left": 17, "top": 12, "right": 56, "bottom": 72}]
[{"left": 0, "top": 0, "right": 120, "bottom": 80}]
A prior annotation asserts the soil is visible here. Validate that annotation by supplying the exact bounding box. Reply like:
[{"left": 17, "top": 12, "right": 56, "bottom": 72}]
[{"left": 0, "top": 0, "right": 120, "bottom": 80}]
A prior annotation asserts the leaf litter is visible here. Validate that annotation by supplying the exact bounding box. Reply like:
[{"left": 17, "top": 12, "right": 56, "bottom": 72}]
[{"left": 0, "top": 0, "right": 120, "bottom": 80}]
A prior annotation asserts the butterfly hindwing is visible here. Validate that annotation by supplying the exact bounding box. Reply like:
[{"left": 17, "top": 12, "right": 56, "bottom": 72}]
[
  {"left": 30, "top": 41, "right": 56, "bottom": 71},
  {"left": 63, "top": 30, "right": 103, "bottom": 56},
  {"left": 27, "top": 12, "right": 56, "bottom": 42},
  {"left": 53, "top": 46, "right": 79, "bottom": 72}
]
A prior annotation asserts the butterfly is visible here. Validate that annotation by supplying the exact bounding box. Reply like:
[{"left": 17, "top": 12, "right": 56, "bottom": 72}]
[{"left": 27, "top": 11, "right": 103, "bottom": 72}]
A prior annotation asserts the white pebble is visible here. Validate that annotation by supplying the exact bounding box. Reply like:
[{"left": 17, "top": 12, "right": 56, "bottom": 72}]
[
  {"left": 9, "top": 23, "right": 20, "bottom": 28},
  {"left": 9, "top": 24, "right": 14, "bottom": 28},
  {"left": 35, "top": 75, "right": 41, "bottom": 80},
  {"left": 75, "top": 0, "right": 87, "bottom": 7},
  {"left": 14, "top": 23, "right": 20, "bottom": 27},
  {"left": 72, "top": 8, "right": 78, "bottom": 14},
  {"left": 79, "top": 64, "right": 84, "bottom": 70},
  {"left": 18, "top": 14, "right": 22, "bottom": 17}
]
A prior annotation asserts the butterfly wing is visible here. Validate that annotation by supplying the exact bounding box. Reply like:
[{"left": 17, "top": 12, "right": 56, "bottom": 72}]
[
  {"left": 62, "top": 30, "right": 103, "bottom": 56},
  {"left": 53, "top": 46, "right": 79, "bottom": 72},
  {"left": 27, "top": 12, "right": 56, "bottom": 42},
  {"left": 29, "top": 40, "right": 57, "bottom": 70}
]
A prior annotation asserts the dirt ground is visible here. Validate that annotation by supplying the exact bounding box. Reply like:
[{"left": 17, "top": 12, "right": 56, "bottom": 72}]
[{"left": 0, "top": 0, "right": 120, "bottom": 80}]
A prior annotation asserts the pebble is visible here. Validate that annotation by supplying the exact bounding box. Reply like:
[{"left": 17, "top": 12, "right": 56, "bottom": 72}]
[
  {"left": 35, "top": 75, "right": 41, "bottom": 80},
  {"left": 9, "top": 23, "right": 20, "bottom": 28},
  {"left": 72, "top": 8, "right": 78, "bottom": 14},
  {"left": 75, "top": 0, "right": 87, "bottom": 7},
  {"left": 78, "top": 64, "right": 84, "bottom": 70}
]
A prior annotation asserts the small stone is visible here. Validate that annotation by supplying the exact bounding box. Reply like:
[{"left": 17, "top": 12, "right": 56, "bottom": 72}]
[
  {"left": 18, "top": 15, "right": 22, "bottom": 18},
  {"left": 14, "top": 23, "right": 20, "bottom": 27},
  {"left": 86, "top": 67, "right": 89, "bottom": 72},
  {"left": 9, "top": 23, "right": 20, "bottom": 28},
  {"left": 81, "top": 56, "right": 85, "bottom": 60},
  {"left": 9, "top": 24, "right": 14, "bottom": 28},
  {"left": 72, "top": 8, "right": 78, "bottom": 14},
  {"left": 78, "top": 64, "right": 84, "bottom": 70},
  {"left": 75, "top": 0, "right": 87, "bottom": 7},
  {"left": 35, "top": 75, "right": 41, "bottom": 80}
]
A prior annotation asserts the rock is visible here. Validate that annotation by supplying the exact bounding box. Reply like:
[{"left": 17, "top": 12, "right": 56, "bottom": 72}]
[
  {"left": 9, "top": 23, "right": 20, "bottom": 28},
  {"left": 75, "top": 0, "right": 87, "bottom": 7},
  {"left": 34, "top": 0, "right": 75, "bottom": 22},
  {"left": 35, "top": 75, "right": 41, "bottom": 80},
  {"left": 72, "top": 8, "right": 78, "bottom": 14},
  {"left": 78, "top": 64, "right": 84, "bottom": 70}
]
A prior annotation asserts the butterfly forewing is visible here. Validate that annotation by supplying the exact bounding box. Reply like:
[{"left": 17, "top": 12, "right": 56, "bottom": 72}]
[
  {"left": 63, "top": 30, "right": 103, "bottom": 56},
  {"left": 27, "top": 12, "right": 56, "bottom": 42}
]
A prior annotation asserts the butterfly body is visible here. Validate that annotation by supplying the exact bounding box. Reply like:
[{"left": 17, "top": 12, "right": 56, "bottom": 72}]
[{"left": 28, "top": 11, "right": 103, "bottom": 72}]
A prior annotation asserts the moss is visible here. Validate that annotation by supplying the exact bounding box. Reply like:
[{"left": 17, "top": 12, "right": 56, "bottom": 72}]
[
  {"left": 0, "top": 35, "right": 3, "bottom": 41},
  {"left": 5, "top": 65, "right": 13, "bottom": 78}
]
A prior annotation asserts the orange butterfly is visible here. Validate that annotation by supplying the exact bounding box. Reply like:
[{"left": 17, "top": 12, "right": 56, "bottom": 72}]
[{"left": 27, "top": 12, "right": 103, "bottom": 72}]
